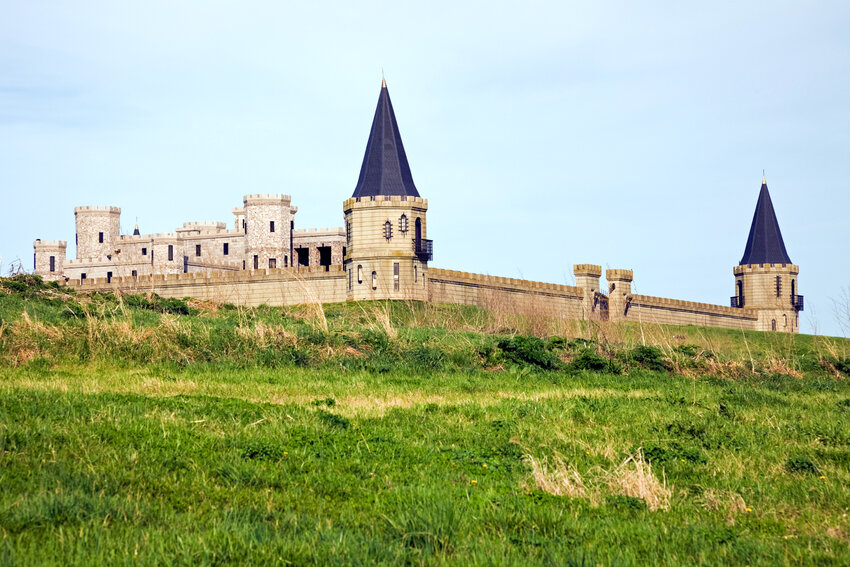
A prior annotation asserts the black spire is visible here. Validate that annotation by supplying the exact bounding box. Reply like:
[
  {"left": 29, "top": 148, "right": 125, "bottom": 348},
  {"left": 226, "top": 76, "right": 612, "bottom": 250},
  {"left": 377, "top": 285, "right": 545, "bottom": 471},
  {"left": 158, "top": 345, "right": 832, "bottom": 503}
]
[
  {"left": 739, "top": 177, "right": 792, "bottom": 265},
  {"left": 351, "top": 79, "right": 420, "bottom": 198}
]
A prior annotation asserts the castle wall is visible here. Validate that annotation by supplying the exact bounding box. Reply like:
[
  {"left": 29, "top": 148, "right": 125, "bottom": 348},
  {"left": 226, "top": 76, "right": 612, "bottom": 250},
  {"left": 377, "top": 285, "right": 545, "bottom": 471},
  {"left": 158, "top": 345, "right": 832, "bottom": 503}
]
[
  {"left": 66, "top": 266, "right": 347, "bottom": 307},
  {"left": 620, "top": 294, "right": 760, "bottom": 329},
  {"left": 427, "top": 268, "right": 585, "bottom": 318}
]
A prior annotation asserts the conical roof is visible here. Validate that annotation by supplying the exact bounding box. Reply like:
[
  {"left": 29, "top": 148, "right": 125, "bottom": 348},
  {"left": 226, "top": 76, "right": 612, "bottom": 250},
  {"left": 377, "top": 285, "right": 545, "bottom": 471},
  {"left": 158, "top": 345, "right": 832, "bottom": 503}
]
[
  {"left": 739, "top": 178, "right": 792, "bottom": 265},
  {"left": 351, "top": 80, "right": 420, "bottom": 198}
]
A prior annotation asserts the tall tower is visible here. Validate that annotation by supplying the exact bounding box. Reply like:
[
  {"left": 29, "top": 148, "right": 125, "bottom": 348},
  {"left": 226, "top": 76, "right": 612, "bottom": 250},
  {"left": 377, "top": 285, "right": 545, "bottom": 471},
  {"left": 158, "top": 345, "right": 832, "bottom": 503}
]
[
  {"left": 243, "top": 194, "right": 298, "bottom": 270},
  {"left": 343, "top": 79, "right": 431, "bottom": 301},
  {"left": 74, "top": 206, "right": 121, "bottom": 259},
  {"left": 732, "top": 177, "right": 802, "bottom": 332}
]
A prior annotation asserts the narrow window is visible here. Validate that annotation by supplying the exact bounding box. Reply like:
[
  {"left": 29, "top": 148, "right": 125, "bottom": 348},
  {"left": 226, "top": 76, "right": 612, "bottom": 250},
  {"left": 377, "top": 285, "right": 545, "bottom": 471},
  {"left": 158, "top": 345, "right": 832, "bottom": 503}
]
[
  {"left": 168, "top": 245, "right": 174, "bottom": 261},
  {"left": 270, "top": 221, "right": 275, "bottom": 233},
  {"left": 242, "top": 260, "right": 246, "bottom": 270},
  {"left": 269, "top": 258, "right": 276, "bottom": 269},
  {"left": 357, "top": 265, "right": 363, "bottom": 284},
  {"left": 223, "top": 243, "right": 229, "bottom": 256},
  {"left": 348, "top": 268, "right": 352, "bottom": 290},
  {"left": 242, "top": 219, "right": 246, "bottom": 234},
  {"left": 399, "top": 214, "right": 408, "bottom": 233},
  {"left": 371, "top": 271, "right": 377, "bottom": 290},
  {"left": 98, "top": 232, "right": 104, "bottom": 243},
  {"left": 346, "top": 222, "right": 351, "bottom": 243},
  {"left": 771, "top": 319, "right": 777, "bottom": 331},
  {"left": 393, "top": 262, "right": 400, "bottom": 291},
  {"left": 107, "top": 271, "right": 112, "bottom": 283},
  {"left": 195, "top": 244, "right": 201, "bottom": 257},
  {"left": 253, "top": 255, "right": 259, "bottom": 270},
  {"left": 775, "top": 275, "right": 782, "bottom": 297},
  {"left": 49, "top": 256, "right": 55, "bottom": 272},
  {"left": 783, "top": 314, "right": 787, "bottom": 328},
  {"left": 81, "top": 273, "right": 86, "bottom": 280},
  {"left": 384, "top": 221, "right": 392, "bottom": 240},
  {"left": 76, "top": 233, "right": 78, "bottom": 246},
  {"left": 284, "top": 256, "right": 288, "bottom": 267},
  {"left": 132, "top": 270, "right": 137, "bottom": 277},
  {"left": 414, "top": 264, "right": 418, "bottom": 283},
  {"left": 142, "top": 247, "right": 147, "bottom": 256}
]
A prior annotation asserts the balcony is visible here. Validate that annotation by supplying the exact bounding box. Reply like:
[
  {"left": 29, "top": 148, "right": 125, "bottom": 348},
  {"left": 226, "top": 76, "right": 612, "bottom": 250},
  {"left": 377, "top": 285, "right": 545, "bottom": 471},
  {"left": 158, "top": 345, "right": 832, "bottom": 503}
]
[
  {"left": 414, "top": 238, "right": 433, "bottom": 262},
  {"left": 730, "top": 296, "right": 744, "bottom": 308},
  {"left": 792, "top": 294, "right": 804, "bottom": 311}
]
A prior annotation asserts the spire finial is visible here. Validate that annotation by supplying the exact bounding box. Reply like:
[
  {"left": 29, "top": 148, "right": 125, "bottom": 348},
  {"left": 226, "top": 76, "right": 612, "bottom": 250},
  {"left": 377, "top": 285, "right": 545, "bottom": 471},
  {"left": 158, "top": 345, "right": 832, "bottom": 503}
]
[
  {"left": 762, "top": 169, "right": 766, "bottom": 185},
  {"left": 381, "top": 68, "right": 386, "bottom": 89}
]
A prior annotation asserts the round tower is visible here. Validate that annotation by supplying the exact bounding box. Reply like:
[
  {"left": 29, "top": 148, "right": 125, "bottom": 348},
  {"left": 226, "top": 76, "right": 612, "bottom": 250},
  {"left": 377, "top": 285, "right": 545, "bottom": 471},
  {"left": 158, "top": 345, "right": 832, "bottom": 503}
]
[
  {"left": 33, "top": 240, "right": 68, "bottom": 280},
  {"left": 243, "top": 194, "right": 297, "bottom": 270},
  {"left": 74, "top": 206, "right": 121, "bottom": 259},
  {"left": 731, "top": 177, "right": 802, "bottom": 332},
  {"left": 343, "top": 79, "right": 430, "bottom": 301}
]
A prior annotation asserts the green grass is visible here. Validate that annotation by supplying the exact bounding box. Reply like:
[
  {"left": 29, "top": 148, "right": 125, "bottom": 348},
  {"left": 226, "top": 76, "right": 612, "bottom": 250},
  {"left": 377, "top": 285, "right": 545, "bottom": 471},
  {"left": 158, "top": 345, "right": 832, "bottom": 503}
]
[{"left": 0, "top": 275, "right": 849, "bottom": 565}]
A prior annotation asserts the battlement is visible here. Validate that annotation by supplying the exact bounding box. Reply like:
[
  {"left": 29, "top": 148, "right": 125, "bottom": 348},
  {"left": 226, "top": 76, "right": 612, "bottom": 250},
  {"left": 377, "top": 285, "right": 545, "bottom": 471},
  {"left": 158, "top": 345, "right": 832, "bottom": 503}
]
[
  {"left": 573, "top": 264, "right": 602, "bottom": 277},
  {"left": 429, "top": 268, "right": 582, "bottom": 296},
  {"left": 74, "top": 205, "right": 121, "bottom": 214},
  {"left": 180, "top": 221, "right": 227, "bottom": 229},
  {"left": 343, "top": 196, "right": 428, "bottom": 211},
  {"left": 118, "top": 234, "right": 154, "bottom": 242},
  {"left": 606, "top": 269, "right": 633, "bottom": 282},
  {"left": 243, "top": 193, "right": 292, "bottom": 205},
  {"left": 733, "top": 263, "right": 799, "bottom": 275},
  {"left": 151, "top": 233, "right": 181, "bottom": 243},
  {"left": 33, "top": 239, "right": 67, "bottom": 248},
  {"left": 293, "top": 227, "right": 345, "bottom": 235},
  {"left": 631, "top": 293, "right": 759, "bottom": 320}
]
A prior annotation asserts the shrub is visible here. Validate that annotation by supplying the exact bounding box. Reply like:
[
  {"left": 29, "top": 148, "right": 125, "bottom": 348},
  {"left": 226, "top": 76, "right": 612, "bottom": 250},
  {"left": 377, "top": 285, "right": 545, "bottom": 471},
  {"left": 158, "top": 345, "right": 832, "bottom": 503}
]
[
  {"left": 784, "top": 456, "right": 818, "bottom": 475},
  {"left": 571, "top": 350, "right": 608, "bottom": 372},
  {"left": 497, "top": 335, "right": 561, "bottom": 370},
  {"left": 630, "top": 345, "right": 670, "bottom": 372}
]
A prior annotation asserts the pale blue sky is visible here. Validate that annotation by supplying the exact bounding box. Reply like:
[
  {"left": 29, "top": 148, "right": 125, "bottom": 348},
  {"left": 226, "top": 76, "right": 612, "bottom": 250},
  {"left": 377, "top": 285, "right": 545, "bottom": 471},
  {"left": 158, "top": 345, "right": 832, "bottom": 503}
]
[{"left": 1, "top": 1, "right": 848, "bottom": 336}]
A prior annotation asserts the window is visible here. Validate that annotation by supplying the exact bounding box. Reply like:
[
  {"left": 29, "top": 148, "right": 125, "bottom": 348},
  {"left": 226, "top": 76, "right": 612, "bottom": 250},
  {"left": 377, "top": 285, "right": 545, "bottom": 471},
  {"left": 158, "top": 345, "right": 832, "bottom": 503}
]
[
  {"left": 771, "top": 319, "right": 777, "bottom": 331},
  {"left": 393, "top": 262, "right": 400, "bottom": 291},
  {"left": 269, "top": 258, "right": 276, "bottom": 269},
  {"left": 348, "top": 268, "right": 352, "bottom": 290},
  {"left": 132, "top": 270, "right": 137, "bottom": 277},
  {"left": 775, "top": 275, "right": 782, "bottom": 297},
  {"left": 142, "top": 247, "right": 147, "bottom": 256},
  {"left": 242, "top": 219, "right": 247, "bottom": 234},
  {"left": 399, "top": 214, "right": 408, "bottom": 233},
  {"left": 384, "top": 221, "right": 392, "bottom": 240},
  {"left": 223, "top": 243, "right": 229, "bottom": 256},
  {"left": 371, "top": 271, "right": 377, "bottom": 290},
  {"left": 414, "top": 264, "right": 417, "bottom": 283},
  {"left": 270, "top": 221, "right": 275, "bottom": 233},
  {"left": 49, "top": 256, "right": 55, "bottom": 272},
  {"left": 195, "top": 244, "right": 201, "bottom": 257},
  {"left": 107, "top": 271, "right": 112, "bottom": 283},
  {"left": 346, "top": 222, "right": 351, "bottom": 243},
  {"left": 253, "top": 255, "right": 259, "bottom": 270},
  {"left": 168, "top": 245, "right": 174, "bottom": 261},
  {"left": 98, "top": 232, "right": 104, "bottom": 243},
  {"left": 80, "top": 273, "right": 86, "bottom": 280},
  {"left": 357, "top": 265, "right": 363, "bottom": 284},
  {"left": 783, "top": 314, "right": 787, "bottom": 328},
  {"left": 284, "top": 256, "right": 288, "bottom": 267}
]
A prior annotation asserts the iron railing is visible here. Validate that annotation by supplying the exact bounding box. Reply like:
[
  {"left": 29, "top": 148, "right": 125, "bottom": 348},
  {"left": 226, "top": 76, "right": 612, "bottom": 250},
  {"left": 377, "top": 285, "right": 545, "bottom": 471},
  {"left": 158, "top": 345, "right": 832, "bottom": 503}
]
[
  {"left": 792, "top": 294, "right": 804, "bottom": 311},
  {"left": 730, "top": 296, "right": 744, "bottom": 308},
  {"left": 414, "top": 238, "right": 433, "bottom": 262}
]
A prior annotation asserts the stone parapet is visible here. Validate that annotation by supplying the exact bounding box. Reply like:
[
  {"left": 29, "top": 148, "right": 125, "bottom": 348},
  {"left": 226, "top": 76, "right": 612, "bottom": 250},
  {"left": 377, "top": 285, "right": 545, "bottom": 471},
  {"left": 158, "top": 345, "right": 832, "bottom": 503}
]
[
  {"left": 343, "top": 195, "right": 428, "bottom": 212},
  {"left": 733, "top": 263, "right": 799, "bottom": 275},
  {"left": 573, "top": 264, "right": 602, "bottom": 277},
  {"left": 74, "top": 205, "right": 121, "bottom": 214}
]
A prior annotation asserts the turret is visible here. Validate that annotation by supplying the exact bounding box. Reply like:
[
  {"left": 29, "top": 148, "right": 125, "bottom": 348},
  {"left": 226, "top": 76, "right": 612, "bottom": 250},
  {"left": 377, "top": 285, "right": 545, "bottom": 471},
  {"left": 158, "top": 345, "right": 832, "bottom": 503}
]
[
  {"left": 606, "top": 269, "right": 633, "bottom": 321},
  {"left": 343, "top": 79, "right": 430, "bottom": 301},
  {"left": 731, "top": 177, "right": 802, "bottom": 332},
  {"left": 74, "top": 206, "right": 121, "bottom": 259},
  {"left": 243, "top": 194, "right": 297, "bottom": 269},
  {"left": 33, "top": 240, "right": 68, "bottom": 280},
  {"left": 574, "top": 264, "right": 603, "bottom": 318}
]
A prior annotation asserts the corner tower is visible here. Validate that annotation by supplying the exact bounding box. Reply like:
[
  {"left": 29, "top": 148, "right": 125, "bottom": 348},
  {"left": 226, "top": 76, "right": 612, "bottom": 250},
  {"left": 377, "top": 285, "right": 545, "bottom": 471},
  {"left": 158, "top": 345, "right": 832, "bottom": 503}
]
[
  {"left": 731, "top": 177, "right": 802, "bottom": 332},
  {"left": 343, "top": 79, "right": 430, "bottom": 301}
]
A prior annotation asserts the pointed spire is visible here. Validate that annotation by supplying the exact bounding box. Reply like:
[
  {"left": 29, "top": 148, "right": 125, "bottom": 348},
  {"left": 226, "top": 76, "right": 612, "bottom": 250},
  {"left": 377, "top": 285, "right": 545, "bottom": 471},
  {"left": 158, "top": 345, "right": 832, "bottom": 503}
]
[
  {"left": 133, "top": 223, "right": 140, "bottom": 236},
  {"left": 739, "top": 178, "right": 792, "bottom": 265},
  {"left": 351, "top": 80, "right": 420, "bottom": 198}
]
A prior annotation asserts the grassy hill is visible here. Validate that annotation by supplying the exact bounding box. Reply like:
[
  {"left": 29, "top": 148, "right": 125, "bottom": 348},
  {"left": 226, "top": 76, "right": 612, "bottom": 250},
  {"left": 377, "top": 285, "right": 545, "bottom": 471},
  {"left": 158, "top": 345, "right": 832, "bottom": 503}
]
[{"left": 1, "top": 274, "right": 849, "bottom": 565}]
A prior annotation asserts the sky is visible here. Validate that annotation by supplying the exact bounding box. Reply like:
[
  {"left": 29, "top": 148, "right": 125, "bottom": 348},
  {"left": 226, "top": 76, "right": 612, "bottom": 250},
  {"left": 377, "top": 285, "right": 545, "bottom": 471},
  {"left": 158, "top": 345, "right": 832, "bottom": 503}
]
[{"left": 1, "top": 1, "right": 848, "bottom": 336}]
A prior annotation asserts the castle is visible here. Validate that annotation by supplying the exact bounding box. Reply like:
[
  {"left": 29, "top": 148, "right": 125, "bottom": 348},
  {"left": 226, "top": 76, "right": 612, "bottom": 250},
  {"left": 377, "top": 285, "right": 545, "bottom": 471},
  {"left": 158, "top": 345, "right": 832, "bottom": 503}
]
[{"left": 33, "top": 80, "right": 803, "bottom": 333}]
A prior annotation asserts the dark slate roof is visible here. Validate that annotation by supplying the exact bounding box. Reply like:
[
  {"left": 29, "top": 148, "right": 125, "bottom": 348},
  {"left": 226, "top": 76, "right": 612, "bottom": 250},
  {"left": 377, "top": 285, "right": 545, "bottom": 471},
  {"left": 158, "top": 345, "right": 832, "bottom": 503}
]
[
  {"left": 351, "top": 80, "right": 420, "bottom": 198},
  {"left": 739, "top": 178, "right": 792, "bottom": 265}
]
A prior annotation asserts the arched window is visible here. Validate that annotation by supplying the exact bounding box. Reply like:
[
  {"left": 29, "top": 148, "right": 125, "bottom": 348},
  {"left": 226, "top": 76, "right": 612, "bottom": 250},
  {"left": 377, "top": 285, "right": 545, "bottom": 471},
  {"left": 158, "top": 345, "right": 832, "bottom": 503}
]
[
  {"left": 783, "top": 314, "right": 787, "bottom": 328},
  {"left": 399, "top": 214, "right": 408, "bottom": 233},
  {"left": 371, "top": 271, "right": 377, "bottom": 290},
  {"left": 357, "top": 265, "right": 363, "bottom": 284},
  {"left": 415, "top": 217, "right": 422, "bottom": 242},
  {"left": 384, "top": 221, "right": 392, "bottom": 240},
  {"left": 771, "top": 319, "right": 776, "bottom": 331}
]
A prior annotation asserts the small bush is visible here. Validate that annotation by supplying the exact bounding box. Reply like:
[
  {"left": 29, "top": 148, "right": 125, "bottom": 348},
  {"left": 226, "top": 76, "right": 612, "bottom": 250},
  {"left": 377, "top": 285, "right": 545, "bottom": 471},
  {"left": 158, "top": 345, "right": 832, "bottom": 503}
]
[
  {"left": 571, "top": 350, "right": 608, "bottom": 372},
  {"left": 497, "top": 335, "right": 562, "bottom": 370},
  {"left": 784, "top": 456, "right": 818, "bottom": 475},
  {"left": 835, "top": 358, "right": 850, "bottom": 376},
  {"left": 630, "top": 345, "right": 670, "bottom": 372}
]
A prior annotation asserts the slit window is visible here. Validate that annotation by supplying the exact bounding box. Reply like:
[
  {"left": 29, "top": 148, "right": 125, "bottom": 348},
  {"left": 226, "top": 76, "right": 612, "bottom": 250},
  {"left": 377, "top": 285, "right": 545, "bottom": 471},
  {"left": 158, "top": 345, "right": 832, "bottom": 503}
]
[
  {"left": 357, "top": 265, "right": 363, "bottom": 284},
  {"left": 98, "top": 232, "right": 104, "bottom": 243},
  {"left": 168, "top": 245, "right": 174, "bottom": 261},
  {"left": 393, "top": 262, "right": 400, "bottom": 291},
  {"left": 107, "top": 271, "right": 112, "bottom": 283},
  {"left": 371, "top": 271, "right": 377, "bottom": 290},
  {"left": 775, "top": 275, "right": 782, "bottom": 297},
  {"left": 223, "top": 243, "right": 229, "bottom": 255},
  {"left": 253, "top": 255, "right": 259, "bottom": 270},
  {"left": 49, "top": 256, "right": 55, "bottom": 272},
  {"left": 195, "top": 244, "right": 201, "bottom": 257},
  {"left": 270, "top": 221, "right": 275, "bottom": 233}
]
